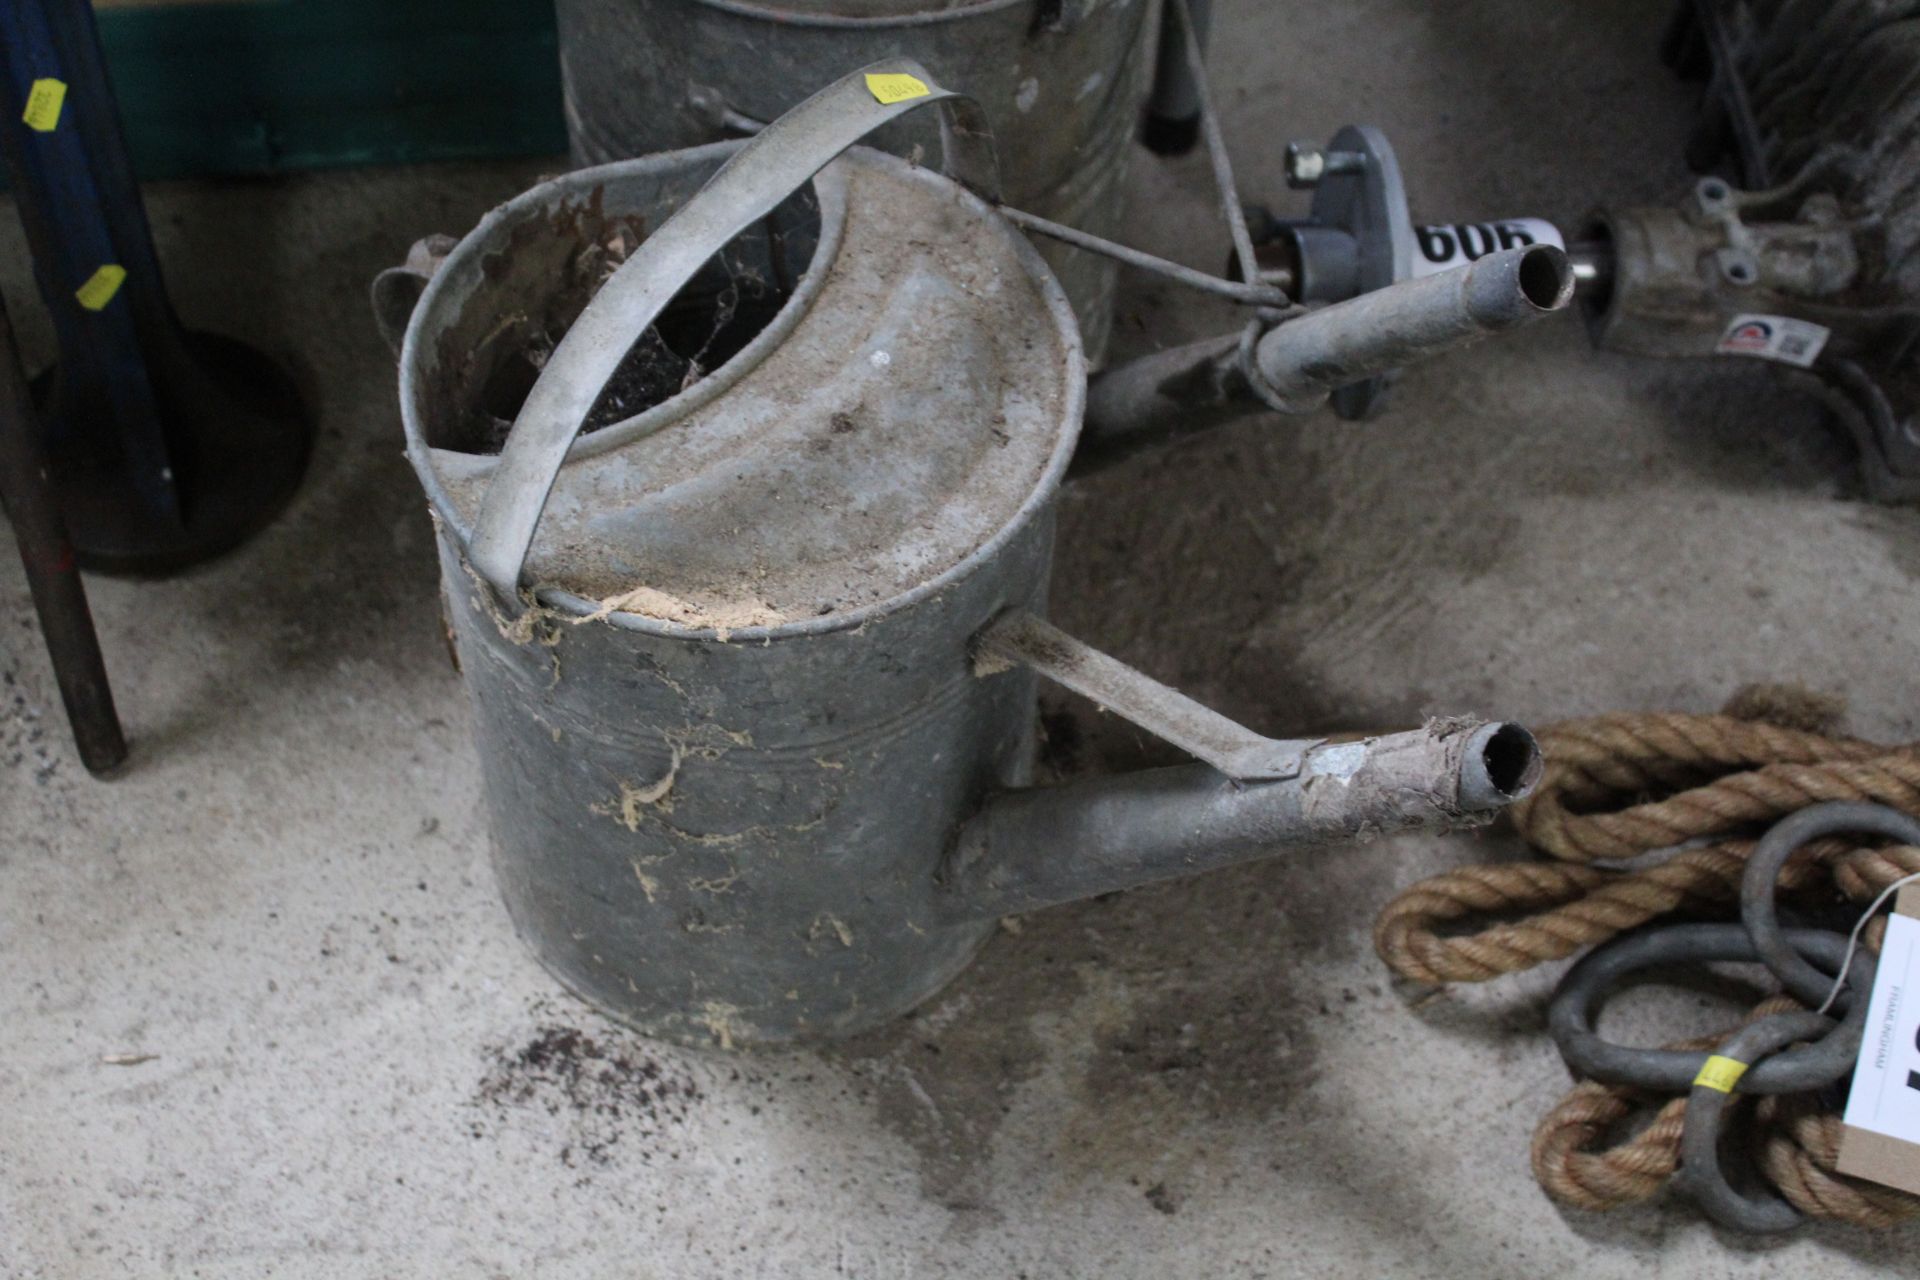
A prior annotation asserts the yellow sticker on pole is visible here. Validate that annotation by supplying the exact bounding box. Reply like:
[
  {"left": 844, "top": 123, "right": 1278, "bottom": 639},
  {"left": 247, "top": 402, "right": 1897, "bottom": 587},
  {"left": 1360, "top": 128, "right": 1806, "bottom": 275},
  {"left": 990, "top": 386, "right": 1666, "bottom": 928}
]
[
  {"left": 22, "top": 78, "right": 67, "bottom": 132},
  {"left": 75, "top": 264, "right": 127, "bottom": 312},
  {"left": 1692, "top": 1054, "right": 1749, "bottom": 1094},
  {"left": 865, "top": 73, "right": 930, "bottom": 106}
]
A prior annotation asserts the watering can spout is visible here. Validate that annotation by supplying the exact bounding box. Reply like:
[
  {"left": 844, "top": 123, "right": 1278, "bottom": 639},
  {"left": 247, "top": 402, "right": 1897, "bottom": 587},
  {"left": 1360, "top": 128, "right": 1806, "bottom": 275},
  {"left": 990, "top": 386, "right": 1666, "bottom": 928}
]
[
  {"left": 940, "top": 717, "right": 1542, "bottom": 922},
  {"left": 938, "top": 607, "right": 1543, "bottom": 923}
]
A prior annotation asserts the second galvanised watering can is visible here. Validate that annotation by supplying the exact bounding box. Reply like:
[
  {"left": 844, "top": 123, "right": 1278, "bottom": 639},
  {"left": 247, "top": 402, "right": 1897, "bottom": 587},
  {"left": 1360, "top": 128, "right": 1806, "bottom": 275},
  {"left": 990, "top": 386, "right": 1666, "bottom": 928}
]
[
  {"left": 391, "top": 63, "right": 1547, "bottom": 1047},
  {"left": 551, "top": 0, "right": 1162, "bottom": 365}
]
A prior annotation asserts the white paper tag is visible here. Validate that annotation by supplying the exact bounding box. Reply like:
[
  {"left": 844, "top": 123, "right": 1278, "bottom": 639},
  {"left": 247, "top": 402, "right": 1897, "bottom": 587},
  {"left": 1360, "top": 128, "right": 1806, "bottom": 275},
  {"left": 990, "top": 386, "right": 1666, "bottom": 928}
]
[
  {"left": 1715, "top": 314, "right": 1831, "bottom": 368},
  {"left": 1411, "top": 219, "right": 1566, "bottom": 279},
  {"left": 1842, "top": 911, "right": 1920, "bottom": 1146}
]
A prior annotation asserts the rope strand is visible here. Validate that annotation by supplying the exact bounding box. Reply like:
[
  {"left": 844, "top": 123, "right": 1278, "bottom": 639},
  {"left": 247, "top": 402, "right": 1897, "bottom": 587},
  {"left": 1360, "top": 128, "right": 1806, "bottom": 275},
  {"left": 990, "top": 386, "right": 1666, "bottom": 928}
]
[{"left": 1377, "top": 707, "right": 1920, "bottom": 1228}]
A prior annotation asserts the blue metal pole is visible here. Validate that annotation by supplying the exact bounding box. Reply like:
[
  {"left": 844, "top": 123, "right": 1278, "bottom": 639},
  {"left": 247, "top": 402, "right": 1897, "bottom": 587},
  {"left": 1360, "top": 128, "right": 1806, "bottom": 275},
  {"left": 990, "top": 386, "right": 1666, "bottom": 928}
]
[
  {"left": 0, "top": 0, "right": 179, "bottom": 523},
  {"left": 0, "top": 0, "right": 310, "bottom": 575}
]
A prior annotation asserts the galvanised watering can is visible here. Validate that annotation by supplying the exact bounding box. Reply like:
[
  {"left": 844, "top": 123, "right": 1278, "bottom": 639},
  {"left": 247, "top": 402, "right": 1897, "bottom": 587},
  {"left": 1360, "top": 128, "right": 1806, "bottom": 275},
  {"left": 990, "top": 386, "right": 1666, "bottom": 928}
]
[
  {"left": 551, "top": 0, "right": 1160, "bottom": 364},
  {"left": 391, "top": 64, "right": 1544, "bottom": 1047}
]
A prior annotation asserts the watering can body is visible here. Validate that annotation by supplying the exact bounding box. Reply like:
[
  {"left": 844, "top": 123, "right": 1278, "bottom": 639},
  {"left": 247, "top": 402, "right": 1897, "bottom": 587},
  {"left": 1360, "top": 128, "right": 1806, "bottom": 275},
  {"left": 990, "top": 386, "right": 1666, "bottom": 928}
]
[
  {"left": 437, "top": 520, "right": 1054, "bottom": 1046},
  {"left": 402, "top": 102, "right": 1083, "bottom": 1042},
  {"left": 394, "top": 66, "right": 1541, "bottom": 1047}
]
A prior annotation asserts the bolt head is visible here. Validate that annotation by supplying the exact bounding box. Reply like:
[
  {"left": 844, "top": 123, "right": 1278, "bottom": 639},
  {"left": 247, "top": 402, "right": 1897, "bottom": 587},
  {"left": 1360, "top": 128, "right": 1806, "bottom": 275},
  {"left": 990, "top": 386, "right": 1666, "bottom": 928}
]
[
  {"left": 1285, "top": 141, "right": 1326, "bottom": 189},
  {"left": 686, "top": 82, "right": 729, "bottom": 129}
]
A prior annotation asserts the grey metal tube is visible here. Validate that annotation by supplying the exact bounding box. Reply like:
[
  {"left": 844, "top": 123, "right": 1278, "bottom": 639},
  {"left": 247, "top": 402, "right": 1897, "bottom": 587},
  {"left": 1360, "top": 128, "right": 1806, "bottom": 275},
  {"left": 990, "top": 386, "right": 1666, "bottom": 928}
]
[
  {"left": 1565, "top": 240, "right": 1615, "bottom": 299},
  {"left": 1252, "top": 244, "right": 1574, "bottom": 413},
  {"left": 0, "top": 296, "right": 126, "bottom": 776},
  {"left": 1142, "top": 0, "right": 1211, "bottom": 154},
  {"left": 1072, "top": 330, "right": 1246, "bottom": 476},
  {"left": 1146, "top": 0, "right": 1209, "bottom": 121},
  {"left": 937, "top": 719, "right": 1541, "bottom": 923},
  {"left": 1072, "top": 244, "right": 1574, "bottom": 476}
]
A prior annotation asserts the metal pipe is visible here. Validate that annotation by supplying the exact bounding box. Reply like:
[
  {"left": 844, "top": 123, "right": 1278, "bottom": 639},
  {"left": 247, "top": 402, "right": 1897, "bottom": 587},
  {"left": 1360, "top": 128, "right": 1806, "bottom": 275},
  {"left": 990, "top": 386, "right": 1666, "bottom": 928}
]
[
  {"left": 1072, "top": 245, "right": 1574, "bottom": 475},
  {"left": 937, "top": 720, "right": 1541, "bottom": 922},
  {"left": 1071, "top": 330, "right": 1246, "bottom": 476},
  {"left": 1565, "top": 240, "right": 1615, "bottom": 299},
  {"left": 0, "top": 0, "right": 311, "bottom": 573},
  {"left": 0, "top": 295, "right": 127, "bottom": 777},
  {"left": 1252, "top": 244, "right": 1574, "bottom": 413}
]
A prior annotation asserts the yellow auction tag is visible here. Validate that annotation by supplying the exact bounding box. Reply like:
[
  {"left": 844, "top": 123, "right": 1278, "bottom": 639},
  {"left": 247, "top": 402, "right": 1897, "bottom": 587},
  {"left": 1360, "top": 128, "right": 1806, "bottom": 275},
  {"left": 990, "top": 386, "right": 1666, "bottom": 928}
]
[
  {"left": 1692, "top": 1054, "right": 1749, "bottom": 1094},
  {"left": 22, "top": 78, "right": 67, "bottom": 132},
  {"left": 75, "top": 264, "right": 127, "bottom": 312},
  {"left": 865, "top": 73, "right": 930, "bottom": 106}
]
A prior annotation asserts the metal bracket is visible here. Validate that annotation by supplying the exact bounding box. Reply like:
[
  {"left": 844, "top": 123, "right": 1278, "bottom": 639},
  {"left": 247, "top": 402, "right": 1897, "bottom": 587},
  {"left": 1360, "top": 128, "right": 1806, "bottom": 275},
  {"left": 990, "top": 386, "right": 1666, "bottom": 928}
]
[
  {"left": 371, "top": 233, "right": 457, "bottom": 357},
  {"left": 1296, "top": 125, "right": 1416, "bottom": 419},
  {"left": 978, "top": 610, "right": 1314, "bottom": 782}
]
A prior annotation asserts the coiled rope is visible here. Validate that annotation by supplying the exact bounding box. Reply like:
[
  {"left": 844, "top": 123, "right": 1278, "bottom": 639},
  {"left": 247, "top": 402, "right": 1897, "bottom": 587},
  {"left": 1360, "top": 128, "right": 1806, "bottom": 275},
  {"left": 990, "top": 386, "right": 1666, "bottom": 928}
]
[{"left": 1373, "top": 699, "right": 1920, "bottom": 1228}]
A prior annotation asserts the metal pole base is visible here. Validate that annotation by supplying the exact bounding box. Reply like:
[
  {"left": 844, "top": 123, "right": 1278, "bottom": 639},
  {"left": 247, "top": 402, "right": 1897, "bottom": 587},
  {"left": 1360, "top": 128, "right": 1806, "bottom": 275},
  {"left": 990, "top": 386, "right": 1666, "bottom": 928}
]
[
  {"left": 1140, "top": 111, "right": 1201, "bottom": 156},
  {"left": 34, "top": 329, "right": 311, "bottom": 576}
]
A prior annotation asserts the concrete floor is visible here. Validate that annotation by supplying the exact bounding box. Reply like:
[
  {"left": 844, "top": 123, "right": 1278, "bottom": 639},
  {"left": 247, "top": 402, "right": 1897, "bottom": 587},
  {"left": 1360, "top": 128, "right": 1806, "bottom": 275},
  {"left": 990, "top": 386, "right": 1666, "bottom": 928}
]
[{"left": 4, "top": 1, "right": 1917, "bottom": 1275}]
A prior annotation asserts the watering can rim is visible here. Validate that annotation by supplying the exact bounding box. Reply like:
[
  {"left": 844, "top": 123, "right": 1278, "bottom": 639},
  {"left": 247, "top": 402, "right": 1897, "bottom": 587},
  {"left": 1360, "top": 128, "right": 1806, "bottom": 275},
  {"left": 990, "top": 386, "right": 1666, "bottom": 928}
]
[
  {"left": 400, "top": 143, "right": 1087, "bottom": 646},
  {"left": 405, "top": 139, "right": 853, "bottom": 482}
]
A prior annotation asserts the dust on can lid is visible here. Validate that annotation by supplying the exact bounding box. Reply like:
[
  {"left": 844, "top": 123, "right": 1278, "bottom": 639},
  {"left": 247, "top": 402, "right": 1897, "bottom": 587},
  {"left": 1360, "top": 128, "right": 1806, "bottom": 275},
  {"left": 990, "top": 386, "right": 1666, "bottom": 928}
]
[{"left": 404, "top": 144, "right": 1083, "bottom": 634}]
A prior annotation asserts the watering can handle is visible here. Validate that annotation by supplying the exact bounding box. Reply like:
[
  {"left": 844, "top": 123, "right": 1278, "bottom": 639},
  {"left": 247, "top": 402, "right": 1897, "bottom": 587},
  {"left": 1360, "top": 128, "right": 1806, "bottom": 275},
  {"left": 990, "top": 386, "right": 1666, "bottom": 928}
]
[{"left": 466, "top": 61, "right": 1002, "bottom": 599}]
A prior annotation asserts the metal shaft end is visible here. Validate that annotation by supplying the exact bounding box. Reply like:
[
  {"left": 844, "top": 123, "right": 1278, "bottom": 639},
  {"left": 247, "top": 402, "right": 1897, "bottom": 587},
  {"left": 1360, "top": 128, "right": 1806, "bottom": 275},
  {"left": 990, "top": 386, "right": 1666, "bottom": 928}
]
[{"left": 1465, "top": 244, "right": 1576, "bottom": 329}]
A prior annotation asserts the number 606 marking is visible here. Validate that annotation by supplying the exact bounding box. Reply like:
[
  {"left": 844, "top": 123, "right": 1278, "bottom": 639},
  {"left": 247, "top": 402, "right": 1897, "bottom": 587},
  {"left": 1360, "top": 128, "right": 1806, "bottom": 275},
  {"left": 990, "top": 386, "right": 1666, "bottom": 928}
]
[{"left": 1411, "top": 219, "right": 1565, "bottom": 278}]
